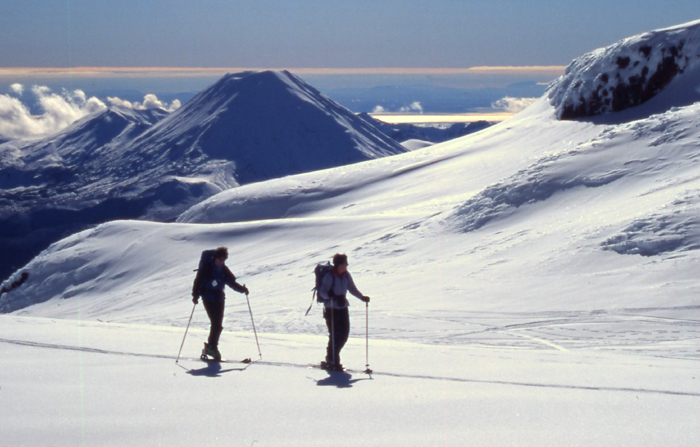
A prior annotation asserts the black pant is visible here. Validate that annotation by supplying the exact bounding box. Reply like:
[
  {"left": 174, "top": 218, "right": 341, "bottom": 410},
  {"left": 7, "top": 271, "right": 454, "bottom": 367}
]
[
  {"left": 324, "top": 307, "right": 350, "bottom": 364},
  {"left": 203, "top": 299, "right": 225, "bottom": 348}
]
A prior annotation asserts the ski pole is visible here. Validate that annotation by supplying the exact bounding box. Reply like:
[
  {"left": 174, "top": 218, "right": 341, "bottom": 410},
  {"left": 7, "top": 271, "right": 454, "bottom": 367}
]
[
  {"left": 245, "top": 288, "right": 262, "bottom": 359},
  {"left": 364, "top": 301, "right": 372, "bottom": 375},
  {"left": 176, "top": 302, "right": 197, "bottom": 364}
]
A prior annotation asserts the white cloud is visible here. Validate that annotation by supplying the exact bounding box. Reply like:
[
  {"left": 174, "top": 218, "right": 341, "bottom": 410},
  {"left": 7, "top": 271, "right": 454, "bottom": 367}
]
[
  {"left": 0, "top": 86, "right": 107, "bottom": 140},
  {"left": 107, "top": 97, "right": 134, "bottom": 109},
  {"left": 168, "top": 99, "right": 181, "bottom": 111},
  {"left": 399, "top": 101, "right": 423, "bottom": 113},
  {"left": 10, "top": 83, "right": 24, "bottom": 95},
  {"left": 492, "top": 96, "right": 538, "bottom": 113},
  {"left": 142, "top": 94, "right": 166, "bottom": 110},
  {"left": 108, "top": 94, "right": 181, "bottom": 112},
  {"left": 0, "top": 87, "right": 185, "bottom": 140},
  {"left": 371, "top": 102, "right": 423, "bottom": 114}
]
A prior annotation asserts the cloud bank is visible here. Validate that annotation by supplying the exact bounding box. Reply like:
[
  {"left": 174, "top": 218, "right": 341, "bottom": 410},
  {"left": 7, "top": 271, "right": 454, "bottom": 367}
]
[
  {"left": 372, "top": 101, "right": 424, "bottom": 114},
  {"left": 0, "top": 85, "right": 180, "bottom": 141},
  {"left": 0, "top": 85, "right": 107, "bottom": 140},
  {"left": 107, "top": 94, "right": 180, "bottom": 112}
]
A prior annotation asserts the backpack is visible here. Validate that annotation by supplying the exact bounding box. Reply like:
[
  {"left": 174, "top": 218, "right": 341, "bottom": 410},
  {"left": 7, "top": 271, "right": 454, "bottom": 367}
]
[
  {"left": 198, "top": 249, "right": 216, "bottom": 271},
  {"left": 194, "top": 249, "right": 230, "bottom": 295},
  {"left": 305, "top": 262, "right": 334, "bottom": 316}
]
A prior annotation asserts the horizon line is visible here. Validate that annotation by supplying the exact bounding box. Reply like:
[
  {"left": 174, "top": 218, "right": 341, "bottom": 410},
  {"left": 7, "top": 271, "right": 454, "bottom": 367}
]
[{"left": 0, "top": 66, "right": 566, "bottom": 78}]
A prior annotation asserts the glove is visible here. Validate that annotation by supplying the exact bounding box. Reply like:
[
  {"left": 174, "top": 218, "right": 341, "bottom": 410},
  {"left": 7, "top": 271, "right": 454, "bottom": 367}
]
[
  {"left": 242, "top": 286, "right": 250, "bottom": 295},
  {"left": 361, "top": 296, "right": 370, "bottom": 303},
  {"left": 192, "top": 292, "right": 199, "bottom": 304}
]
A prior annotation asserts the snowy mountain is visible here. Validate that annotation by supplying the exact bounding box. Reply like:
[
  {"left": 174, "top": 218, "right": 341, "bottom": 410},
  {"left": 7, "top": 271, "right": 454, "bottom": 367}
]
[
  {"left": 127, "top": 70, "right": 406, "bottom": 185},
  {"left": 0, "top": 107, "right": 168, "bottom": 207},
  {"left": 0, "top": 71, "right": 406, "bottom": 281},
  {"left": 3, "top": 21, "right": 700, "bottom": 447}
]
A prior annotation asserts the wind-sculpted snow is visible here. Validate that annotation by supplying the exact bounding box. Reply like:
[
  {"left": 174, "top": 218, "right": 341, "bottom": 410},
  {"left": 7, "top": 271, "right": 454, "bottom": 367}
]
[
  {"left": 450, "top": 101, "right": 700, "bottom": 243},
  {"left": 602, "top": 192, "right": 700, "bottom": 256},
  {"left": 449, "top": 153, "right": 626, "bottom": 233},
  {"left": 548, "top": 19, "right": 700, "bottom": 120}
]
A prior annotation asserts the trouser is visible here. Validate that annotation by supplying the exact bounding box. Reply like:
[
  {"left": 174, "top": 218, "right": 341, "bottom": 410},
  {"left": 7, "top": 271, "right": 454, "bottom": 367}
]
[
  {"left": 324, "top": 307, "right": 350, "bottom": 364},
  {"left": 203, "top": 299, "right": 225, "bottom": 348}
]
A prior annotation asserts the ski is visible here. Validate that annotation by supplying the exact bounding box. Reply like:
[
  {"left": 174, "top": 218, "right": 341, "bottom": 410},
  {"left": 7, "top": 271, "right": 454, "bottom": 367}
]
[
  {"left": 308, "top": 363, "right": 373, "bottom": 375},
  {"left": 201, "top": 357, "right": 252, "bottom": 364},
  {"left": 308, "top": 362, "right": 358, "bottom": 373}
]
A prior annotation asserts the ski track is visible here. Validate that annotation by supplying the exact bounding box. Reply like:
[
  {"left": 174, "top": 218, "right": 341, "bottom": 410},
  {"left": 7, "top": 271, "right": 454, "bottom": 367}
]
[
  {"left": 368, "top": 307, "right": 700, "bottom": 358},
  {"left": 2, "top": 336, "right": 698, "bottom": 398}
]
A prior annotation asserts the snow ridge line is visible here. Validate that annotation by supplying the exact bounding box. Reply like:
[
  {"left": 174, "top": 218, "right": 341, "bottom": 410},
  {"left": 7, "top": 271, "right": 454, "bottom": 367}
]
[{"left": 2, "top": 337, "right": 699, "bottom": 397}]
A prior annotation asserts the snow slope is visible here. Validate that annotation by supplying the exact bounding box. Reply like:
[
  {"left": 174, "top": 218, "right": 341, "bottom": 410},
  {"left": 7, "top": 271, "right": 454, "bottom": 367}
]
[
  {"left": 2, "top": 316, "right": 698, "bottom": 447},
  {"left": 14, "top": 94, "right": 699, "bottom": 327},
  {"left": 3, "top": 21, "right": 700, "bottom": 447}
]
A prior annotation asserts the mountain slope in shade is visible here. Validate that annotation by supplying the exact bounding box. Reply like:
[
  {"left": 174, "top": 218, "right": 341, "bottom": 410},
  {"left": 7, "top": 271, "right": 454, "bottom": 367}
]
[{"left": 124, "top": 70, "right": 407, "bottom": 185}]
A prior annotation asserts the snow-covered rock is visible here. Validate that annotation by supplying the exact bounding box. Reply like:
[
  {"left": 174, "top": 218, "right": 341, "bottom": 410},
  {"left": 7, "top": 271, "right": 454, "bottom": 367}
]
[{"left": 549, "top": 19, "right": 700, "bottom": 120}]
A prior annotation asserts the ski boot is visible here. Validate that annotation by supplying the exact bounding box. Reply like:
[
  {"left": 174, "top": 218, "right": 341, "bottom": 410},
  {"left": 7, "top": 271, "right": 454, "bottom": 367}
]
[
  {"left": 201, "top": 342, "right": 222, "bottom": 361},
  {"left": 320, "top": 360, "right": 344, "bottom": 372}
]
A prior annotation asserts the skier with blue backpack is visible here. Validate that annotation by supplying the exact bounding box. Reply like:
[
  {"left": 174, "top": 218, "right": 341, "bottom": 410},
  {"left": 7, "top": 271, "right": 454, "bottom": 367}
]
[
  {"left": 192, "top": 247, "right": 249, "bottom": 361},
  {"left": 317, "top": 254, "right": 370, "bottom": 371}
]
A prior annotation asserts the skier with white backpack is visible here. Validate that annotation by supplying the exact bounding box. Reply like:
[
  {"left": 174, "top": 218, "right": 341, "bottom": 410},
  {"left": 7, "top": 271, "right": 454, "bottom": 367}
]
[{"left": 317, "top": 254, "right": 370, "bottom": 371}]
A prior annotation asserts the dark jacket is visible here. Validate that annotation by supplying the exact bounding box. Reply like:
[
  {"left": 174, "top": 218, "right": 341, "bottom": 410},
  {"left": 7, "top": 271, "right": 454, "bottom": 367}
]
[{"left": 192, "top": 259, "right": 247, "bottom": 303}]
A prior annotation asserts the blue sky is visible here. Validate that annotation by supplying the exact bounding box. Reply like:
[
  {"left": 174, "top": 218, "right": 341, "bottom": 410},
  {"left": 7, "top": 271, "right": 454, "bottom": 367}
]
[
  {"left": 2, "top": 0, "right": 698, "bottom": 68},
  {"left": 0, "top": 2, "right": 697, "bottom": 135},
  {"left": 0, "top": 1, "right": 698, "bottom": 108}
]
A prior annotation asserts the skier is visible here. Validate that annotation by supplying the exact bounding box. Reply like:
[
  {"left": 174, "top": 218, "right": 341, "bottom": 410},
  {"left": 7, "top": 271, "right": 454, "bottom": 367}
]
[
  {"left": 318, "top": 253, "right": 370, "bottom": 371},
  {"left": 192, "top": 247, "right": 249, "bottom": 361}
]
